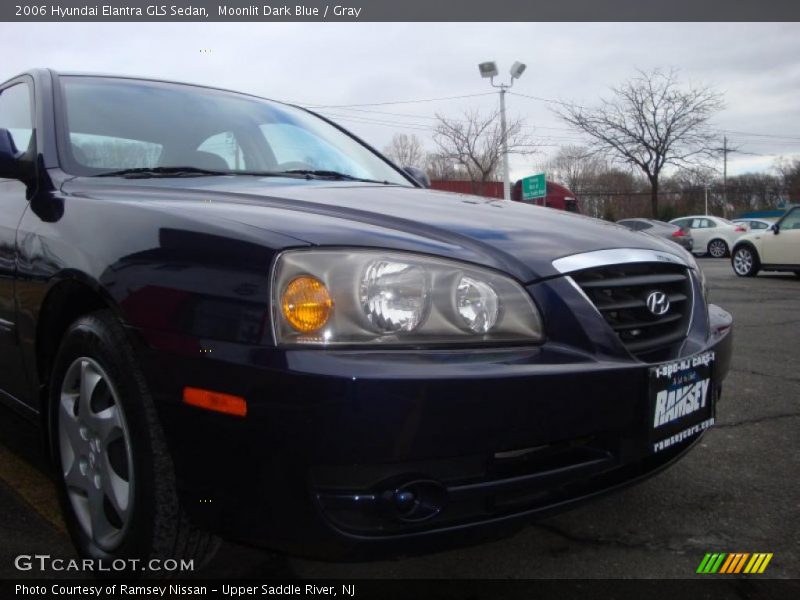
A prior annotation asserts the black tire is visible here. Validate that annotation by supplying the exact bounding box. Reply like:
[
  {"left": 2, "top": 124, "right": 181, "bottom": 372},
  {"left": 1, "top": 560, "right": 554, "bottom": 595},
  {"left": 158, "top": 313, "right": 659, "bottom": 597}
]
[
  {"left": 707, "top": 238, "right": 729, "bottom": 258},
  {"left": 731, "top": 245, "right": 760, "bottom": 277},
  {"left": 49, "top": 310, "right": 219, "bottom": 575}
]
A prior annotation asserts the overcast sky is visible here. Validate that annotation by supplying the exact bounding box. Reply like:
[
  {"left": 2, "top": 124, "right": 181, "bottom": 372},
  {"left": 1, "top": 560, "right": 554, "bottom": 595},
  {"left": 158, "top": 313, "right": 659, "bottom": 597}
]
[{"left": 3, "top": 22, "right": 799, "bottom": 180}]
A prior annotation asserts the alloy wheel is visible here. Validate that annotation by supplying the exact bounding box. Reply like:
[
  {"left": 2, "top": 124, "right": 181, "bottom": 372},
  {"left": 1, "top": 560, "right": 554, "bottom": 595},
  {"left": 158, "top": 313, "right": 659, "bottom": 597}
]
[
  {"left": 58, "top": 357, "right": 134, "bottom": 551},
  {"left": 708, "top": 240, "right": 727, "bottom": 258},
  {"left": 733, "top": 248, "right": 754, "bottom": 276}
]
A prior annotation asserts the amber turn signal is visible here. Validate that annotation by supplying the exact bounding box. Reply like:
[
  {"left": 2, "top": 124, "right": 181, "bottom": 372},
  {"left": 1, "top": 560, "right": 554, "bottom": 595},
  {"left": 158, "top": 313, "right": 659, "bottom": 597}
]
[
  {"left": 281, "top": 275, "right": 333, "bottom": 332},
  {"left": 183, "top": 387, "right": 247, "bottom": 417}
]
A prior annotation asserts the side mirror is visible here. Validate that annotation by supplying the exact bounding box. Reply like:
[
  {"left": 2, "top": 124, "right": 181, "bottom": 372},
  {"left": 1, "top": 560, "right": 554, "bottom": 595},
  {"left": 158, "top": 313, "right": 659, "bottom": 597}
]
[
  {"left": 0, "top": 128, "right": 27, "bottom": 180},
  {"left": 403, "top": 166, "right": 431, "bottom": 188},
  {"left": 770, "top": 223, "right": 780, "bottom": 235}
]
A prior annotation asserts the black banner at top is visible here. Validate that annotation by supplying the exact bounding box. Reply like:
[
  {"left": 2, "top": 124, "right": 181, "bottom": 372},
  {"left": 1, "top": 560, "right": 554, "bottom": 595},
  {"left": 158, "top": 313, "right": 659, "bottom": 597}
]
[{"left": 2, "top": 0, "right": 800, "bottom": 22}]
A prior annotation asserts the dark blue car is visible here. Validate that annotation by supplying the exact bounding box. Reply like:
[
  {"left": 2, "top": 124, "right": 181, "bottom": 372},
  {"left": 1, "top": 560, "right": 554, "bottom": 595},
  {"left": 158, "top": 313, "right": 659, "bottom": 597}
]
[{"left": 0, "top": 70, "right": 732, "bottom": 567}]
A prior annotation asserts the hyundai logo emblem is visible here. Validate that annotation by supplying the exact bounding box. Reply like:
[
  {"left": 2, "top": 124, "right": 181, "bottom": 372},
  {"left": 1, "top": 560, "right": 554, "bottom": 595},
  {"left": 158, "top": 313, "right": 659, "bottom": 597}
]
[{"left": 646, "top": 291, "right": 670, "bottom": 316}]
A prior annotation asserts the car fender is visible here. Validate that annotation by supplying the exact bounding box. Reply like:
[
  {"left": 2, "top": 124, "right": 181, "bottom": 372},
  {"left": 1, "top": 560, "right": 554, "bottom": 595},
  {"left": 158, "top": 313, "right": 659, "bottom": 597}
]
[{"left": 732, "top": 231, "right": 763, "bottom": 254}]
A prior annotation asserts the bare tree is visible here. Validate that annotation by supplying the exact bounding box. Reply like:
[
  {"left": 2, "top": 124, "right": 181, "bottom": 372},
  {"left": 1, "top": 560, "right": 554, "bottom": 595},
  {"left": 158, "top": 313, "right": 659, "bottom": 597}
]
[
  {"left": 433, "top": 109, "right": 531, "bottom": 194},
  {"left": 382, "top": 133, "right": 426, "bottom": 167},
  {"left": 424, "top": 152, "right": 465, "bottom": 181},
  {"left": 556, "top": 68, "right": 724, "bottom": 217},
  {"left": 723, "top": 172, "right": 783, "bottom": 213},
  {"left": 774, "top": 156, "right": 800, "bottom": 203},
  {"left": 540, "top": 145, "right": 607, "bottom": 193},
  {"left": 578, "top": 166, "right": 647, "bottom": 220}
]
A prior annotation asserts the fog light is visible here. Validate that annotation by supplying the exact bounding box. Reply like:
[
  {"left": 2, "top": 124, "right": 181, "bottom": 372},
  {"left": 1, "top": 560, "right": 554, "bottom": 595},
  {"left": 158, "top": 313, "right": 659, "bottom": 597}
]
[
  {"left": 282, "top": 275, "right": 333, "bottom": 332},
  {"left": 383, "top": 479, "right": 447, "bottom": 522}
]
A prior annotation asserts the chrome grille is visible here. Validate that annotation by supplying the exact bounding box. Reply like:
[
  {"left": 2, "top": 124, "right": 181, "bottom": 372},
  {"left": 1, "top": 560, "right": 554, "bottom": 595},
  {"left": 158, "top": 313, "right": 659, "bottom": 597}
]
[{"left": 571, "top": 262, "right": 692, "bottom": 357}]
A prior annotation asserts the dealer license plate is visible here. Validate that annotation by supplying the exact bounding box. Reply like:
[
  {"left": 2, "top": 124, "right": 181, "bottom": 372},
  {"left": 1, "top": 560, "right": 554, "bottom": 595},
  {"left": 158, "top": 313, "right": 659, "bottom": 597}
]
[{"left": 649, "top": 351, "right": 715, "bottom": 454}]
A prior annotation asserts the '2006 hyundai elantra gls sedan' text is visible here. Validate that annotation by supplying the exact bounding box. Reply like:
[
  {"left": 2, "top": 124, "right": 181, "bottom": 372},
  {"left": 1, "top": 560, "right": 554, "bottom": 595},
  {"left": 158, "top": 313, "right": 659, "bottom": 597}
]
[{"left": 0, "top": 70, "right": 732, "bottom": 567}]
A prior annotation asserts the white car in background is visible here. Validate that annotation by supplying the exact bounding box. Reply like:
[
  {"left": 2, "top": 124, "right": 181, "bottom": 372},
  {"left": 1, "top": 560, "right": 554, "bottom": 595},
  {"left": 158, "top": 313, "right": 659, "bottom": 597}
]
[
  {"left": 731, "top": 206, "right": 800, "bottom": 277},
  {"left": 732, "top": 218, "right": 776, "bottom": 232},
  {"left": 669, "top": 215, "right": 747, "bottom": 258}
]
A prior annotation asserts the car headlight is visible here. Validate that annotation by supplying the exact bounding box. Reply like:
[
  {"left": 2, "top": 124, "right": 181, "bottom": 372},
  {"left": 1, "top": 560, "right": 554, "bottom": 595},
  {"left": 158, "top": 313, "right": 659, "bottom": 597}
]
[
  {"left": 360, "top": 261, "right": 429, "bottom": 333},
  {"left": 455, "top": 276, "right": 500, "bottom": 333},
  {"left": 271, "top": 249, "right": 543, "bottom": 346}
]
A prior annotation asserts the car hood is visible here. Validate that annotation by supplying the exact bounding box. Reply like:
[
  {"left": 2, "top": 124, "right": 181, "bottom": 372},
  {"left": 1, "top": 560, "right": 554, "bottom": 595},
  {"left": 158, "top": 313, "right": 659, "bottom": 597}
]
[{"left": 63, "top": 176, "right": 685, "bottom": 282}]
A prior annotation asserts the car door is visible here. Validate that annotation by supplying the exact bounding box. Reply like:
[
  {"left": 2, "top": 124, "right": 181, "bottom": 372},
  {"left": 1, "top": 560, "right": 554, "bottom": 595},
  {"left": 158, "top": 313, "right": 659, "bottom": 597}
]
[
  {"left": 761, "top": 208, "right": 800, "bottom": 265},
  {"left": 0, "top": 78, "right": 35, "bottom": 406},
  {"left": 689, "top": 218, "right": 711, "bottom": 251}
]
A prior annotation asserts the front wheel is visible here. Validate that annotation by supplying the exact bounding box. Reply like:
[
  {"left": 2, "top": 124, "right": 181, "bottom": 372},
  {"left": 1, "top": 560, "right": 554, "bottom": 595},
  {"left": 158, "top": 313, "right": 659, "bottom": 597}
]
[
  {"left": 50, "top": 310, "right": 219, "bottom": 571},
  {"left": 707, "top": 239, "right": 729, "bottom": 258},
  {"left": 732, "top": 246, "right": 760, "bottom": 277}
]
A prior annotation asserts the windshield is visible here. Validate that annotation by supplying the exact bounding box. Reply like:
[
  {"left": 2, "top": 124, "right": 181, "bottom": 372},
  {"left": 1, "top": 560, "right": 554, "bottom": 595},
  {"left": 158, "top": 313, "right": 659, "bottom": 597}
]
[{"left": 57, "top": 76, "right": 412, "bottom": 185}]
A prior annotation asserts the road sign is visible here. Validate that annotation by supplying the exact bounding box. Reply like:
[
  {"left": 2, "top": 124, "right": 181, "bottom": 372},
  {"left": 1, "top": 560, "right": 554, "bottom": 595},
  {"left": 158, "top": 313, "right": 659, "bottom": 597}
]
[{"left": 521, "top": 173, "right": 546, "bottom": 200}]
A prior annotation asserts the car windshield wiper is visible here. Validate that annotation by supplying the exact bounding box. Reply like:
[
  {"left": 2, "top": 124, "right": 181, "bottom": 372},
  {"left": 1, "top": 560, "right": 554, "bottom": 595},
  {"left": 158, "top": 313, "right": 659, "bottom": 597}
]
[
  {"left": 94, "top": 166, "right": 346, "bottom": 180},
  {"left": 94, "top": 166, "right": 234, "bottom": 178},
  {"left": 94, "top": 166, "right": 395, "bottom": 184},
  {"left": 281, "top": 169, "right": 392, "bottom": 185}
]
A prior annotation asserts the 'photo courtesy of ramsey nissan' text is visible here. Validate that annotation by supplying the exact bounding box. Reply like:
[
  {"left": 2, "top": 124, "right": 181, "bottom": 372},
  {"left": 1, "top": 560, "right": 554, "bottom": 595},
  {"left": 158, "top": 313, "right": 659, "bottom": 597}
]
[{"left": 0, "top": 10, "right": 798, "bottom": 594}]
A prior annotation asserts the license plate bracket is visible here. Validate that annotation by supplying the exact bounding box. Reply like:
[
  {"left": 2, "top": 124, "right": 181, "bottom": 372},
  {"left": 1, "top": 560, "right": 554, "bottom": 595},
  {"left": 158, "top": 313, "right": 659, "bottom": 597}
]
[{"left": 648, "top": 351, "right": 716, "bottom": 454}]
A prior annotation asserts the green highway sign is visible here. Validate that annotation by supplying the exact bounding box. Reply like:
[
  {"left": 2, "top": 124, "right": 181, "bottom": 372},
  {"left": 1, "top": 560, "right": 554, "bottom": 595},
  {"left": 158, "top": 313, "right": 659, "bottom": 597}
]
[{"left": 521, "top": 172, "right": 546, "bottom": 200}]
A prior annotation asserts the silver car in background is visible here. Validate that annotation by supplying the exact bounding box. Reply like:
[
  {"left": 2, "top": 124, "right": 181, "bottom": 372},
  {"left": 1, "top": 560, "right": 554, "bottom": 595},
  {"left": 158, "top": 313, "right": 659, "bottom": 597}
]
[{"left": 616, "top": 218, "right": 694, "bottom": 252}]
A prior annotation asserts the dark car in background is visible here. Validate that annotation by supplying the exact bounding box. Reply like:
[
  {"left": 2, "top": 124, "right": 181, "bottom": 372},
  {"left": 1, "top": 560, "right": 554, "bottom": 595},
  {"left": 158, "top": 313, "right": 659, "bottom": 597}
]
[
  {"left": 617, "top": 218, "right": 694, "bottom": 252},
  {"left": 0, "top": 69, "right": 732, "bottom": 567}
]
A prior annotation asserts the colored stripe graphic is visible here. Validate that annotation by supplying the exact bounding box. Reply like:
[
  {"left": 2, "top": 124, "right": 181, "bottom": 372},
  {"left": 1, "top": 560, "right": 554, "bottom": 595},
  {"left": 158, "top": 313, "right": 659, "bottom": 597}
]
[
  {"left": 698, "top": 552, "right": 773, "bottom": 574},
  {"left": 753, "top": 553, "right": 773, "bottom": 573},
  {"left": 719, "top": 554, "right": 736, "bottom": 573},
  {"left": 697, "top": 553, "right": 727, "bottom": 573},
  {"left": 697, "top": 553, "right": 714, "bottom": 573},
  {"left": 733, "top": 553, "right": 750, "bottom": 573},
  {"left": 744, "top": 554, "right": 761, "bottom": 573},
  {"left": 723, "top": 553, "right": 749, "bottom": 573},
  {"left": 719, "top": 553, "right": 736, "bottom": 573},
  {"left": 710, "top": 553, "right": 726, "bottom": 573}
]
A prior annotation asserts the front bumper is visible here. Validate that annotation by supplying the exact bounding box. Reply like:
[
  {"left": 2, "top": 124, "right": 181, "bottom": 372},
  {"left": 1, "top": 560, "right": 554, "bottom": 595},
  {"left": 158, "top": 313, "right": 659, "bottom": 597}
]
[{"left": 130, "top": 292, "right": 732, "bottom": 560}]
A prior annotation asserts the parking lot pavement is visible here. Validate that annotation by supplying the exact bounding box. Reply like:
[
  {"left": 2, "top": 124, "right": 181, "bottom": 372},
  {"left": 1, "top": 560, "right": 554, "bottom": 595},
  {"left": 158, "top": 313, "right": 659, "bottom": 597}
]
[{"left": 0, "top": 258, "right": 797, "bottom": 579}]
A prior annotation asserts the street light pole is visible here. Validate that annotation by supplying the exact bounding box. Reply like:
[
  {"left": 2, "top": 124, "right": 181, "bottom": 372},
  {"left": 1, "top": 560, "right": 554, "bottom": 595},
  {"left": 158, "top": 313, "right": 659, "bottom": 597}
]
[
  {"left": 722, "top": 135, "right": 728, "bottom": 219},
  {"left": 479, "top": 61, "right": 526, "bottom": 201},
  {"left": 499, "top": 85, "right": 509, "bottom": 201}
]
